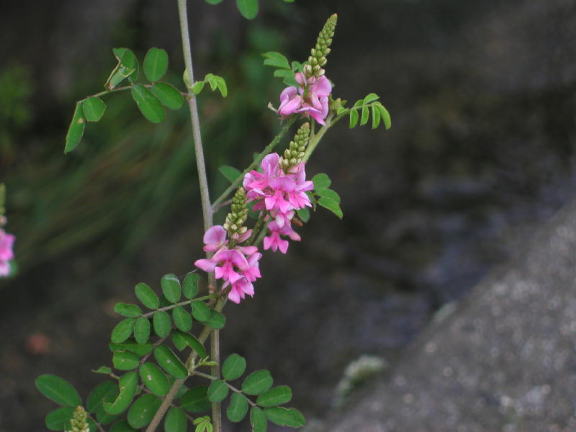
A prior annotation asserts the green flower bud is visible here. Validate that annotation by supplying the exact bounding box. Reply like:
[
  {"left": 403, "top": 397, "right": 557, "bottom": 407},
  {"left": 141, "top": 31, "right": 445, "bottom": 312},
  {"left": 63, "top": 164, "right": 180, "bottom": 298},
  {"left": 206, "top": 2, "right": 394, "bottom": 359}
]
[
  {"left": 224, "top": 187, "right": 249, "bottom": 239},
  {"left": 67, "top": 406, "right": 89, "bottom": 432},
  {"left": 282, "top": 123, "right": 311, "bottom": 171},
  {"left": 305, "top": 14, "right": 338, "bottom": 78}
]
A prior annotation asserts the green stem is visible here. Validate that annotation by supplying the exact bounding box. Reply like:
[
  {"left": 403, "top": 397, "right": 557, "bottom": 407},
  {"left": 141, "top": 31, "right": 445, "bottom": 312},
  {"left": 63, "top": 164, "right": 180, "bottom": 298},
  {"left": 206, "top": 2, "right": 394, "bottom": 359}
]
[
  {"left": 212, "top": 117, "right": 297, "bottom": 210},
  {"left": 140, "top": 295, "right": 211, "bottom": 318},
  {"left": 193, "top": 371, "right": 258, "bottom": 407}
]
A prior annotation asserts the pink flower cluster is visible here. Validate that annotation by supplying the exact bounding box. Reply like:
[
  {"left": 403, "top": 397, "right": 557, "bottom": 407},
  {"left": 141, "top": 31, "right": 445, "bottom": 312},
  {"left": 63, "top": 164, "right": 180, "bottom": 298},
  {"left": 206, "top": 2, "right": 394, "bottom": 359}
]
[
  {"left": 243, "top": 153, "right": 313, "bottom": 253},
  {"left": 194, "top": 226, "right": 261, "bottom": 304},
  {"left": 278, "top": 72, "right": 332, "bottom": 126},
  {"left": 0, "top": 229, "right": 15, "bottom": 277}
]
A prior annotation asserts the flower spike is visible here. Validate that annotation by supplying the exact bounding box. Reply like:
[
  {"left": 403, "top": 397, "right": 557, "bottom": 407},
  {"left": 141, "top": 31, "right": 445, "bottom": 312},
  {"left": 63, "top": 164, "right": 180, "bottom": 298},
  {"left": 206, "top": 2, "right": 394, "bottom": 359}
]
[
  {"left": 224, "top": 187, "right": 249, "bottom": 241},
  {"left": 282, "top": 122, "right": 311, "bottom": 172},
  {"left": 304, "top": 13, "right": 338, "bottom": 78}
]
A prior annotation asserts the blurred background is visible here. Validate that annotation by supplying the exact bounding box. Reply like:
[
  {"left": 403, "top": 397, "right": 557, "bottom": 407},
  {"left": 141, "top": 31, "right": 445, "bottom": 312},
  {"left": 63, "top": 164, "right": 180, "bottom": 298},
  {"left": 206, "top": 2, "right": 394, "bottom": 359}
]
[{"left": 1, "top": 0, "right": 576, "bottom": 430}]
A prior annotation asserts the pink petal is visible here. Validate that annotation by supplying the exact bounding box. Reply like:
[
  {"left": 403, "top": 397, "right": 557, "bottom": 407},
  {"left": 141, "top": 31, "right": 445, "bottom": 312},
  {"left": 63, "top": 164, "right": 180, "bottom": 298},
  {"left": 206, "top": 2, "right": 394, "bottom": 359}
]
[
  {"left": 203, "top": 225, "right": 227, "bottom": 248},
  {"left": 312, "top": 76, "right": 332, "bottom": 97},
  {"left": 195, "top": 258, "right": 216, "bottom": 272}
]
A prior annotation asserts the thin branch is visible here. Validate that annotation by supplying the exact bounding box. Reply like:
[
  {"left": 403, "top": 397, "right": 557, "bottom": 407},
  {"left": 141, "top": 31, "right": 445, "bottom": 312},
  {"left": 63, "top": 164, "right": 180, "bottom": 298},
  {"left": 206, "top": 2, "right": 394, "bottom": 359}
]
[
  {"left": 140, "top": 295, "right": 211, "bottom": 318},
  {"left": 211, "top": 117, "right": 297, "bottom": 210},
  {"left": 192, "top": 371, "right": 257, "bottom": 407}
]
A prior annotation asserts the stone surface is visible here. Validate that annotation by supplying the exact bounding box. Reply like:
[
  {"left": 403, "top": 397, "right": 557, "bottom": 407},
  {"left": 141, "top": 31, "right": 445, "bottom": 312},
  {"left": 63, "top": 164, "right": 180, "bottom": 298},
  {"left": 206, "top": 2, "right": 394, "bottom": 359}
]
[{"left": 324, "top": 200, "right": 576, "bottom": 432}]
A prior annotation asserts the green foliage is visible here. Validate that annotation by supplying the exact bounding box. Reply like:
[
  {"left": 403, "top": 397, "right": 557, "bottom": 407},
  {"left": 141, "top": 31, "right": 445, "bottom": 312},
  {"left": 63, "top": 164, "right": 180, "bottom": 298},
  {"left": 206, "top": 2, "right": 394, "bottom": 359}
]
[
  {"left": 154, "top": 346, "right": 188, "bottom": 379},
  {"left": 143, "top": 48, "right": 169, "bottom": 82},
  {"left": 87, "top": 381, "right": 118, "bottom": 424},
  {"left": 114, "top": 303, "right": 142, "bottom": 318},
  {"left": 140, "top": 362, "right": 170, "bottom": 396},
  {"left": 182, "top": 273, "right": 200, "bottom": 299},
  {"left": 131, "top": 84, "right": 165, "bottom": 123},
  {"left": 113, "top": 350, "right": 140, "bottom": 371},
  {"left": 127, "top": 394, "right": 161, "bottom": 429},
  {"left": 219, "top": 165, "right": 242, "bottom": 184},
  {"left": 346, "top": 93, "right": 391, "bottom": 130},
  {"left": 173, "top": 305, "right": 193, "bottom": 331},
  {"left": 262, "top": 52, "right": 300, "bottom": 86},
  {"left": 191, "top": 73, "right": 228, "bottom": 98},
  {"left": 312, "top": 173, "right": 343, "bottom": 219},
  {"left": 236, "top": 0, "right": 259, "bottom": 19},
  {"left": 153, "top": 310, "right": 172, "bottom": 338},
  {"left": 265, "top": 407, "right": 306, "bottom": 428},
  {"left": 242, "top": 370, "right": 274, "bottom": 395},
  {"left": 35, "top": 375, "right": 82, "bottom": 407},
  {"left": 111, "top": 318, "right": 136, "bottom": 343},
  {"left": 104, "top": 372, "right": 138, "bottom": 415},
  {"left": 165, "top": 406, "right": 188, "bottom": 432},
  {"left": 193, "top": 416, "right": 213, "bottom": 432},
  {"left": 207, "top": 380, "right": 229, "bottom": 403},
  {"left": 106, "top": 48, "right": 139, "bottom": 90},
  {"left": 64, "top": 103, "right": 85, "bottom": 153},
  {"left": 82, "top": 97, "right": 107, "bottom": 122},
  {"left": 150, "top": 83, "right": 184, "bottom": 110},
  {"left": 45, "top": 406, "right": 75, "bottom": 431},
  {"left": 180, "top": 386, "right": 210, "bottom": 413},
  {"left": 134, "top": 282, "right": 160, "bottom": 309},
  {"left": 222, "top": 353, "right": 247, "bottom": 381},
  {"left": 226, "top": 392, "right": 249, "bottom": 422},
  {"left": 133, "top": 317, "right": 151, "bottom": 344},
  {"left": 172, "top": 331, "right": 207, "bottom": 357},
  {"left": 161, "top": 273, "right": 182, "bottom": 303},
  {"left": 250, "top": 407, "right": 267, "bottom": 432},
  {"left": 191, "top": 301, "right": 211, "bottom": 321},
  {"left": 256, "top": 385, "right": 292, "bottom": 407}
]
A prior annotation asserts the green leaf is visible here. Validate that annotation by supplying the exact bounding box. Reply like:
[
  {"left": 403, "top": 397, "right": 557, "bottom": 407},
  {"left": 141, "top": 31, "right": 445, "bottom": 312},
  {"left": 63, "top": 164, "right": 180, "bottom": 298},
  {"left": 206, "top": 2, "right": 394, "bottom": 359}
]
[
  {"left": 371, "top": 104, "right": 381, "bottom": 129},
  {"left": 150, "top": 82, "right": 184, "bottom": 110},
  {"left": 139, "top": 362, "right": 170, "bottom": 396},
  {"left": 296, "top": 208, "right": 310, "bottom": 223},
  {"left": 191, "top": 80, "right": 205, "bottom": 95},
  {"left": 104, "top": 372, "right": 138, "bottom": 415},
  {"left": 114, "top": 303, "right": 142, "bottom": 318},
  {"left": 191, "top": 302, "right": 211, "bottom": 322},
  {"left": 377, "top": 103, "right": 392, "bottom": 130},
  {"left": 64, "top": 102, "right": 85, "bottom": 153},
  {"left": 312, "top": 173, "right": 331, "bottom": 191},
  {"left": 227, "top": 393, "right": 249, "bottom": 423},
  {"left": 242, "top": 370, "right": 273, "bottom": 396},
  {"left": 207, "top": 380, "right": 229, "bottom": 403},
  {"left": 110, "top": 420, "right": 137, "bottom": 432},
  {"left": 360, "top": 105, "right": 370, "bottom": 126},
  {"left": 82, "top": 97, "right": 107, "bottom": 122},
  {"left": 35, "top": 374, "right": 82, "bottom": 407},
  {"left": 256, "top": 386, "right": 292, "bottom": 407},
  {"left": 153, "top": 310, "right": 172, "bottom": 338},
  {"left": 265, "top": 407, "right": 306, "bottom": 428},
  {"left": 92, "top": 366, "right": 113, "bottom": 375},
  {"left": 127, "top": 394, "right": 161, "bottom": 429},
  {"left": 219, "top": 165, "right": 242, "bottom": 184},
  {"left": 262, "top": 52, "right": 291, "bottom": 70},
  {"left": 131, "top": 84, "right": 165, "bottom": 123},
  {"left": 164, "top": 406, "right": 187, "bottom": 432},
  {"left": 349, "top": 109, "right": 359, "bottom": 128},
  {"left": 45, "top": 407, "right": 75, "bottom": 431},
  {"left": 134, "top": 282, "right": 160, "bottom": 310},
  {"left": 143, "top": 47, "right": 169, "bottom": 82},
  {"left": 172, "top": 331, "right": 207, "bottom": 358},
  {"left": 363, "top": 93, "right": 380, "bottom": 105},
  {"left": 204, "top": 310, "right": 226, "bottom": 329},
  {"left": 204, "top": 73, "right": 227, "bottom": 97},
  {"left": 133, "top": 317, "right": 151, "bottom": 344},
  {"left": 318, "top": 196, "right": 343, "bottom": 219},
  {"left": 250, "top": 407, "right": 268, "bottom": 432},
  {"left": 161, "top": 273, "right": 182, "bottom": 303},
  {"left": 154, "top": 346, "right": 188, "bottom": 379},
  {"left": 87, "top": 381, "right": 118, "bottom": 424},
  {"left": 172, "top": 306, "right": 193, "bottom": 332},
  {"left": 182, "top": 273, "right": 199, "bottom": 299},
  {"left": 111, "top": 318, "right": 136, "bottom": 343},
  {"left": 236, "top": 0, "right": 259, "bottom": 19},
  {"left": 109, "top": 343, "right": 153, "bottom": 357},
  {"left": 105, "top": 48, "right": 138, "bottom": 89},
  {"left": 317, "top": 188, "right": 341, "bottom": 204},
  {"left": 113, "top": 351, "right": 140, "bottom": 371},
  {"left": 205, "top": 0, "right": 223, "bottom": 3},
  {"left": 180, "top": 386, "right": 210, "bottom": 413},
  {"left": 222, "top": 354, "right": 246, "bottom": 381},
  {"left": 113, "top": 48, "right": 138, "bottom": 77}
]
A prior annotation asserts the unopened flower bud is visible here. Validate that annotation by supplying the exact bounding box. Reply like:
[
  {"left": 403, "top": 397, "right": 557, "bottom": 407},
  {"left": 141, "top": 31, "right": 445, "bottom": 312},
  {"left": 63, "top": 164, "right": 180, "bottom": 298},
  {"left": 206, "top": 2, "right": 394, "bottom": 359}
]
[
  {"left": 304, "top": 14, "right": 338, "bottom": 78},
  {"left": 282, "top": 123, "right": 311, "bottom": 171},
  {"left": 67, "top": 406, "right": 89, "bottom": 432}
]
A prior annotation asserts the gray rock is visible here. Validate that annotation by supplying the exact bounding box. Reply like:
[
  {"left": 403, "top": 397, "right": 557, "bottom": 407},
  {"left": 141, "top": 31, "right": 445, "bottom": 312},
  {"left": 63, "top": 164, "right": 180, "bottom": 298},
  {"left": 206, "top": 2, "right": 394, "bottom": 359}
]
[{"left": 325, "top": 200, "right": 576, "bottom": 431}]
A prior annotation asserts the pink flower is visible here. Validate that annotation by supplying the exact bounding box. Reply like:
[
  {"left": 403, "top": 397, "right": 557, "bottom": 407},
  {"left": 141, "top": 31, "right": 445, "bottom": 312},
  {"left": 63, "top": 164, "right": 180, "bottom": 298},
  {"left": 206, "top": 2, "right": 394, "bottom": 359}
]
[
  {"left": 263, "top": 221, "right": 301, "bottom": 254},
  {"left": 194, "top": 225, "right": 262, "bottom": 304},
  {"left": 278, "top": 72, "right": 332, "bottom": 125},
  {"left": 0, "top": 229, "right": 15, "bottom": 277}
]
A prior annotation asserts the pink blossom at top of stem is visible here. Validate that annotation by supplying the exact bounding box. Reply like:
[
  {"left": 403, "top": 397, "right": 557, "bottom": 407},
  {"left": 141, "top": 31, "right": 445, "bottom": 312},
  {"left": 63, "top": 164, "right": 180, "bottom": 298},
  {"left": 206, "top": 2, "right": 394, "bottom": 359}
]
[
  {"left": 194, "top": 225, "right": 261, "bottom": 304},
  {"left": 0, "top": 229, "right": 15, "bottom": 277},
  {"left": 278, "top": 72, "right": 332, "bottom": 125}
]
